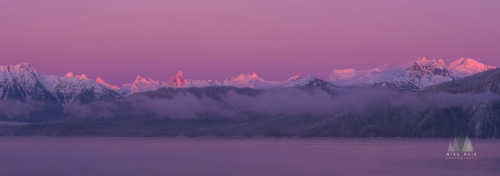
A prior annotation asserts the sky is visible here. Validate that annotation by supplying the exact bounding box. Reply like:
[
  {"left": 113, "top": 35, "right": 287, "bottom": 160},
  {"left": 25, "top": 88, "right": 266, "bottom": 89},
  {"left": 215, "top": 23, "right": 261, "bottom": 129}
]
[{"left": 1, "top": 0, "right": 499, "bottom": 85}]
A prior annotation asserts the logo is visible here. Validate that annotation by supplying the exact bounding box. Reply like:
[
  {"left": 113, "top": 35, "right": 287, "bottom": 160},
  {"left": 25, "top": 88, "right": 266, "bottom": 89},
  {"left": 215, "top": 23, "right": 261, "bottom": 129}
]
[{"left": 446, "top": 135, "right": 477, "bottom": 160}]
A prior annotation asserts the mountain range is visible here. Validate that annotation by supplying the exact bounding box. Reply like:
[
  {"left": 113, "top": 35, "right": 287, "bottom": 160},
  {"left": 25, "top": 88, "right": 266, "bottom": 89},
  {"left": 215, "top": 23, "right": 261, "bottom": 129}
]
[
  {"left": 1, "top": 57, "right": 500, "bottom": 138},
  {"left": 0, "top": 57, "right": 496, "bottom": 109},
  {"left": 329, "top": 57, "right": 496, "bottom": 89},
  {"left": 4, "top": 57, "right": 491, "bottom": 99}
]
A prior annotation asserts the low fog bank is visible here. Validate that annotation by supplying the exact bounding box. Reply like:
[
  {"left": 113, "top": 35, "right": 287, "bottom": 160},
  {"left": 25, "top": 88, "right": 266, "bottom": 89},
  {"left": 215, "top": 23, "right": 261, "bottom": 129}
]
[
  {"left": 0, "top": 100, "right": 63, "bottom": 122},
  {"left": 63, "top": 87, "right": 500, "bottom": 119},
  {"left": 2, "top": 87, "right": 500, "bottom": 137}
]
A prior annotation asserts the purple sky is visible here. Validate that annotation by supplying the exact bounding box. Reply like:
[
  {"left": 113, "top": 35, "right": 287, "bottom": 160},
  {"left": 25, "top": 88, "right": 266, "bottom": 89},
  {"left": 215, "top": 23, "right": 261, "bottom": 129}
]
[{"left": 1, "top": 0, "right": 499, "bottom": 85}]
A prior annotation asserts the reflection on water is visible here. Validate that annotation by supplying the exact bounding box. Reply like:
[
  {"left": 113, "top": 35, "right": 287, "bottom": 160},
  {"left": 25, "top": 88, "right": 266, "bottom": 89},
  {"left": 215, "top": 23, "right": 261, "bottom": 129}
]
[{"left": 0, "top": 137, "right": 499, "bottom": 176}]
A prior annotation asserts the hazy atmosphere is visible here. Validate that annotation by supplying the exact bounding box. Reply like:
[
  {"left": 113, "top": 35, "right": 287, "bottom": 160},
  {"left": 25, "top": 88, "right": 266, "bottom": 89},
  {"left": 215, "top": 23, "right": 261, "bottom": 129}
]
[
  {"left": 1, "top": 1, "right": 499, "bottom": 175},
  {"left": 1, "top": 0, "right": 500, "bottom": 84}
]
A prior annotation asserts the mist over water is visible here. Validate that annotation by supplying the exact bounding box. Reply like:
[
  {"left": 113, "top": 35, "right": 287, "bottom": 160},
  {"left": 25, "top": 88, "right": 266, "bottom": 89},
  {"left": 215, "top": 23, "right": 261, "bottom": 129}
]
[{"left": 0, "top": 137, "right": 499, "bottom": 176}]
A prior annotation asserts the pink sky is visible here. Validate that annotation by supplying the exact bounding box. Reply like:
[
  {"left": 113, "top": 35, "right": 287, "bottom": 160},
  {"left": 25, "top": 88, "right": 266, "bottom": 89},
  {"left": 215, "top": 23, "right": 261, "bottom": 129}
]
[{"left": 1, "top": 0, "right": 499, "bottom": 85}]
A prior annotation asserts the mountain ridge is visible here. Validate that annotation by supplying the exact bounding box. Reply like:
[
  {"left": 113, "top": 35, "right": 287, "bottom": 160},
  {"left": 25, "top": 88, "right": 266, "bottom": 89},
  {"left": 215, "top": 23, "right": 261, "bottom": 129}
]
[
  {"left": 329, "top": 57, "right": 496, "bottom": 89},
  {"left": 0, "top": 57, "right": 496, "bottom": 99}
]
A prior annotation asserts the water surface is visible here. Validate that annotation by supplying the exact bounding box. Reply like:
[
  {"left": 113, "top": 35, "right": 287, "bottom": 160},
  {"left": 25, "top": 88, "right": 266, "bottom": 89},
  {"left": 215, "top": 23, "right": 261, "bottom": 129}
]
[{"left": 0, "top": 137, "right": 498, "bottom": 176}]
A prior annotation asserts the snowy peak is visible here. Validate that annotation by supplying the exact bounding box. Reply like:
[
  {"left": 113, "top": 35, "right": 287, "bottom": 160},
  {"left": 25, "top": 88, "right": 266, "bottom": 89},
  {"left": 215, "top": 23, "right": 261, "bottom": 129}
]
[
  {"left": 96, "top": 77, "right": 119, "bottom": 90},
  {"left": 170, "top": 71, "right": 223, "bottom": 88},
  {"left": 229, "top": 73, "right": 264, "bottom": 82},
  {"left": 222, "top": 73, "right": 274, "bottom": 88},
  {"left": 131, "top": 76, "right": 162, "bottom": 88},
  {"left": 448, "top": 57, "right": 496, "bottom": 77},
  {"left": 329, "top": 57, "right": 496, "bottom": 89},
  {"left": 395, "top": 58, "right": 453, "bottom": 88},
  {"left": 410, "top": 57, "right": 447, "bottom": 70},
  {"left": 0, "top": 63, "right": 41, "bottom": 78},
  {"left": 0, "top": 63, "right": 46, "bottom": 102},
  {"left": 250, "top": 73, "right": 261, "bottom": 80},
  {"left": 132, "top": 76, "right": 160, "bottom": 85},
  {"left": 167, "top": 71, "right": 188, "bottom": 87},
  {"left": 65, "top": 72, "right": 89, "bottom": 80},
  {"left": 37, "top": 75, "right": 119, "bottom": 107},
  {"left": 220, "top": 73, "right": 325, "bottom": 89},
  {"left": 287, "top": 75, "right": 302, "bottom": 81},
  {"left": 412, "top": 57, "right": 446, "bottom": 68},
  {"left": 399, "top": 58, "right": 448, "bottom": 75},
  {"left": 271, "top": 75, "right": 323, "bottom": 88},
  {"left": 65, "top": 72, "right": 119, "bottom": 90},
  {"left": 329, "top": 69, "right": 358, "bottom": 82},
  {"left": 117, "top": 76, "right": 164, "bottom": 96},
  {"left": 0, "top": 63, "right": 119, "bottom": 106},
  {"left": 449, "top": 57, "right": 494, "bottom": 69},
  {"left": 0, "top": 63, "right": 41, "bottom": 92}
]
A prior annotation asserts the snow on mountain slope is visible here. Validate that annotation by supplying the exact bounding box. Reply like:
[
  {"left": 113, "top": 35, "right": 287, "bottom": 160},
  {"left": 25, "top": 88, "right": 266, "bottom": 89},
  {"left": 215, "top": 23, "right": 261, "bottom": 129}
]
[
  {"left": 392, "top": 58, "right": 452, "bottom": 88},
  {"left": 118, "top": 76, "right": 165, "bottom": 96},
  {"left": 268, "top": 75, "right": 317, "bottom": 88},
  {"left": 221, "top": 73, "right": 277, "bottom": 88},
  {"left": 166, "top": 71, "right": 188, "bottom": 87},
  {"left": 2, "top": 58, "right": 496, "bottom": 99},
  {"left": 329, "top": 57, "right": 496, "bottom": 89},
  {"left": 0, "top": 63, "right": 40, "bottom": 84},
  {"left": 0, "top": 63, "right": 119, "bottom": 107},
  {"left": 448, "top": 57, "right": 497, "bottom": 77},
  {"left": 117, "top": 72, "right": 329, "bottom": 95},
  {"left": 95, "top": 77, "right": 119, "bottom": 90},
  {"left": 0, "top": 63, "right": 51, "bottom": 102},
  {"left": 118, "top": 72, "right": 270, "bottom": 95},
  {"left": 328, "top": 65, "right": 399, "bottom": 86},
  {"left": 65, "top": 72, "right": 90, "bottom": 80},
  {"left": 38, "top": 74, "right": 119, "bottom": 107}
]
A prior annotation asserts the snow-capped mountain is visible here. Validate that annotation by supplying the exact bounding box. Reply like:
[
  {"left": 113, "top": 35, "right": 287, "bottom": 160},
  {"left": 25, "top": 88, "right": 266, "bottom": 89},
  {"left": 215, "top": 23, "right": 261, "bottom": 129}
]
[
  {"left": 40, "top": 73, "right": 119, "bottom": 107},
  {"left": 2, "top": 58, "right": 495, "bottom": 100},
  {"left": 0, "top": 63, "right": 119, "bottom": 107},
  {"left": 268, "top": 75, "right": 319, "bottom": 88},
  {"left": 167, "top": 71, "right": 188, "bottom": 87},
  {"left": 95, "top": 77, "right": 120, "bottom": 90},
  {"left": 118, "top": 76, "right": 165, "bottom": 96},
  {"left": 116, "top": 72, "right": 328, "bottom": 96},
  {"left": 328, "top": 57, "right": 496, "bottom": 89},
  {"left": 221, "top": 73, "right": 276, "bottom": 88},
  {"left": 0, "top": 63, "right": 54, "bottom": 103},
  {"left": 448, "top": 57, "right": 497, "bottom": 77},
  {"left": 116, "top": 71, "right": 213, "bottom": 96}
]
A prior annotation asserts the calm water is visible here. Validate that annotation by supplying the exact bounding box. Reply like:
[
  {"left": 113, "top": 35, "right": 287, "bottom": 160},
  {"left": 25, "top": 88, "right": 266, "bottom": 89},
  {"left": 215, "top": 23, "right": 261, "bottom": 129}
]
[{"left": 0, "top": 137, "right": 499, "bottom": 176}]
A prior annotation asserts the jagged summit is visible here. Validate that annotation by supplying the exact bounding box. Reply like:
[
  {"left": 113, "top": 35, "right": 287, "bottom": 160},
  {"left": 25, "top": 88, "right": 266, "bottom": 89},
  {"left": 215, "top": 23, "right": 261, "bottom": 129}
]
[
  {"left": 129, "top": 76, "right": 162, "bottom": 92},
  {"left": 448, "top": 57, "right": 496, "bottom": 77},
  {"left": 0, "top": 63, "right": 44, "bottom": 102},
  {"left": 65, "top": 72, "right": 120, "bottom": 90},
  {"left": 0, "top": 63, "right": 40, "bottom": 78},
  {"left": 0, "top": 63, "right": 119, "bottom": 107},
  {"left": 287, "top": 75, "right": 301, "bottom": 81},
  {"left": 167, "top": 71, "right": 188, "bottom": 87},
  {"left": 64, "top": 72, "right": 89, "bottom": 80},
  {"left": 329, "top": 57, "right": 496, "bottom": 89},
  {"left": 96, "top": 77, "right": 119, "bottom": 90},
  {"left": 250, "top": 73, "right": 260, "bottom": 79},
  {"left": 227, "top": 73, "right": 264, "bottom": 82},
  {"left": 271, "top": 75, "right": 325, "bottom": 88},
  {"left": 449, "top": 57, "right": 494, "bottom": 69},
  {"left": 132, "top": 76, "right": 161, "bottom": 85},
  {"left": 412, "top": 57, "right": 446, "bottom": 68},
  {"left": 2, "top": 58, "right": 496, "bottom": 97},
  {"left": 65, "top": 72, "right": 74, "bottom": 77},
  {"left": 222, "top": 73, "right": 274, "bottom": 88}
]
